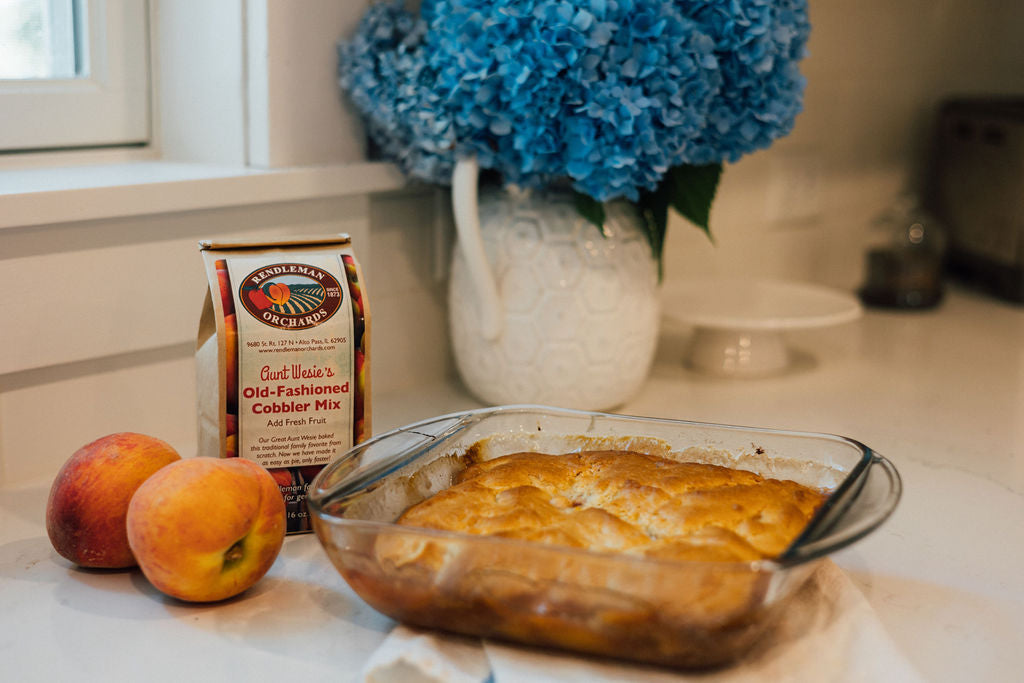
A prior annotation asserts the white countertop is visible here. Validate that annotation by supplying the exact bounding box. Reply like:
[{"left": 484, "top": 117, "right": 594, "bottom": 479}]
[{"left": 2, "top": 287, "right": 1022, "bottom": 682}]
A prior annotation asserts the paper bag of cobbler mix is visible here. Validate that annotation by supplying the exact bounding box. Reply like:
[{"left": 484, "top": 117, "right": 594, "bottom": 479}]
[{"left": 197, "top": 236, "right": 370, "bottom": 534}]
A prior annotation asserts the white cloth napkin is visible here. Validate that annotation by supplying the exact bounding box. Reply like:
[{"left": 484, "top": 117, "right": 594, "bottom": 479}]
[
  {"left": 361, "top": 626, "right": 491, "bottom": 683},
  {"left": 360, "top": 560, "right": 923, "bottom": 683}
]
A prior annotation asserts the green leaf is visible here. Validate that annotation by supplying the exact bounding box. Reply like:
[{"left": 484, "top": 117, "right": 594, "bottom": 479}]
[
  {"left": 664, "top": 163, "right": 722, "bottom": 239},
  {"left": 637, "top": 181, "right": 671, "bottom": 281},
  {"left": 573, "top": 164, "right": 721, "bottom": 282},
  {"left": 574, "top": 191, "right": 608, "bottom": 236}
]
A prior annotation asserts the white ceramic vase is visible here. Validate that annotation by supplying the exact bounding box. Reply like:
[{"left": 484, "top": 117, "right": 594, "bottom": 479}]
[{"left": 448, "top": 157, "right": 660, "bottom": 410}]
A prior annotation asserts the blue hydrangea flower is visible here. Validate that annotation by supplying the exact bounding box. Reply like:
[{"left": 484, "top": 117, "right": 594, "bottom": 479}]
[
  {"left": 337, "top": 1, "right": 455, "bottom": 184},
  {"left": 423, "top": 0, "right": 721, "bottom": 201},
  {"left": 677, "top": 0, "right": 811, "bottom": 164},
  {"left": 338, "top": 0, "right": 810, "bottom": 201}
]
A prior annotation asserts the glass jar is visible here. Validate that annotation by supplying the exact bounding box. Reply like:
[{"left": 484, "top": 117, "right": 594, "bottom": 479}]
[{"left": 858, "top": 194, "right": 947, "bottom": 309}]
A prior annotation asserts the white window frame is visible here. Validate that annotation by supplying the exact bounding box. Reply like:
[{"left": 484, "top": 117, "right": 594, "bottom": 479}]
[
  {"left": 0, "top": 0, "right": 150, "bottom": 152},
  {"left": 0, "top": 0, "right": 406, "bottom": 228}
]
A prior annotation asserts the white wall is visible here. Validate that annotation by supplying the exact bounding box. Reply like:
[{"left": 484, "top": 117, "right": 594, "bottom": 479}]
[
  {"left": 0, "top": 0, "right": 445, "bottom": 487},
  {"left": 0, "top": 190, "right": 454, "bottom": 486},
  {"left": 662, "top": 0, "right": 1024, "bottom": 290},
  {"left": 2, "top": 0, "right": 1022, "bottom": 487}
]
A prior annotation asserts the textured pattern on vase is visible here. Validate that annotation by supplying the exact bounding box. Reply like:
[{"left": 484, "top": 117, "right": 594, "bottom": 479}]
[{"left": 449, "top": 191, "right": 660, "bottom": 410}]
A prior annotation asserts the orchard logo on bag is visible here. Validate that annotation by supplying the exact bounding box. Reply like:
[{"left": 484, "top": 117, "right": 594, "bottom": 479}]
[{"left": 238, "top": 262, "right": 344, "bottom": 330}]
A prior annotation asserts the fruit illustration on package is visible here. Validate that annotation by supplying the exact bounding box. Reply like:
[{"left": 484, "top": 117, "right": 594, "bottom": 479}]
[
  {"left": 46, "top": 433, "right": 182, "bottom": 568},
  {"left": 224, "top": 313, "right": 238, "bottom": 410},
  {"left": 214, "top": 261, "right": 235, "bottom": 316},
  {"left": 225, "top": 413, "right": 238, "bottom": 458},
  {"left": 246, "top": 286, "right": 274, "bottom": 310},
  {"left": 264, "top": 281, "right": 291, "bottom": 306},
  {"left": 343, "top": 254, "right": 368, "bottom": 444},
  {"left": 353, "top": 348, "right": 367, "bottom": 443},
  {"left": 127, "top": 457, "right": 286, "bottom": 602},
  {"left": 268, "top": 467, "right": 293, "bottom": 489}
]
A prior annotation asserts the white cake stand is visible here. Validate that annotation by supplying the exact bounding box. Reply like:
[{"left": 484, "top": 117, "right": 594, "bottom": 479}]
[{"left": 662, "top": 279, "right": 863, "bottom": 377}]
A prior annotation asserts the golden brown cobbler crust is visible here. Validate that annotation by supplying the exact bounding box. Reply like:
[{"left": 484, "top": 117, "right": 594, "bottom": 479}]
[{"left": 396, "top": 450, "right": 827, "bottom": 563}]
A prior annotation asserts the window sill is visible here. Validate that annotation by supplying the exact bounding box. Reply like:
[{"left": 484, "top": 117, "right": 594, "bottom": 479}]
[{"left": 0, "top": 159, "right": 408, "bottom": 230}]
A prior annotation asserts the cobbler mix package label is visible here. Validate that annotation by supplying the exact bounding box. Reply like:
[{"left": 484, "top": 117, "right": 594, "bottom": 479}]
[
  {"left": 230, "top": 256, "right": 353, "bottom": 466},
  {"left": 197, "top": 237, "right": 370, "bottom": 533}
]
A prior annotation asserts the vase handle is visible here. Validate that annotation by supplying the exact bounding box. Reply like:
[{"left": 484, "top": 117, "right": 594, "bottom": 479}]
[{"left": 452, "top": 155, "right": 503, "bottom": 340}]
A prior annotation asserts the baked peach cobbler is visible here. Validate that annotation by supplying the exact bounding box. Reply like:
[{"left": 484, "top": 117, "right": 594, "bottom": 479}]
[
  {"left": 395, "top": 450, "right": 828, "bottom": 563},
  {"left": 335, "top": 449, "right": 831, "bottom": 667}
]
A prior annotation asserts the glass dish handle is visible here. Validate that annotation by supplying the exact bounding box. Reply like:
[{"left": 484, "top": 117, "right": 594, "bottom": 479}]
[
  {"left": 311, "top": 412, "right": 478, "bottom": 500},
  {"left": 779, "top": 450, "right": 902, "bottom": 564}
]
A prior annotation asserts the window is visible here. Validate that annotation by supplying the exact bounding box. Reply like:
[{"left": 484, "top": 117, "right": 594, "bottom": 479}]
[
  {"left": 0, "top": 0, "right": 149, "bottom": 152},
  {"left": 0, "top": 0, "right": 81, "bottom": 80}
]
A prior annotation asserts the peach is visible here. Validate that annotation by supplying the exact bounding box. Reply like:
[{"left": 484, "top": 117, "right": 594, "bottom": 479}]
[
  {"left": 46, "top": 433, "right": 181, "bottom": 568},
  {"left": 126, "top": 457, "right": 285, "bottom": 602}
]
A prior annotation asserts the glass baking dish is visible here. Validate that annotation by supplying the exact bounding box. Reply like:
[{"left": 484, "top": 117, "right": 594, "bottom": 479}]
[{"left": 308, "top": 405, "right": 901, "bottom": 669}]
